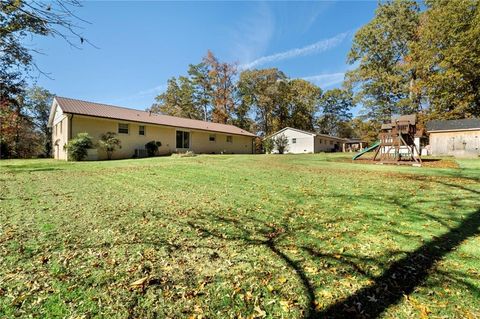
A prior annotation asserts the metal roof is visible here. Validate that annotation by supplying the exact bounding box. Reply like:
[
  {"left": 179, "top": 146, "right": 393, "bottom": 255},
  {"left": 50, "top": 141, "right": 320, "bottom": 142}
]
[
  {"left": 426, "top": 119, "right": 480, "bottom": 132},
  {"left": 52, "top": 96, "right": 256, "bottom": 137}
]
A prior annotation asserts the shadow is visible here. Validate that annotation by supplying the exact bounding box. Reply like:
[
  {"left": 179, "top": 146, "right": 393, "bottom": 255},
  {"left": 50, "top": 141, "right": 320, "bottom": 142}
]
[
  {"left": 315, "top": 208, "right": 480, "bottom": 318},
  {"left": 187, "top": 214, "right": 320, "bottom": 318},
  {"left": 1, "top": 166, "right": 64, "bottom": 173},
  {"left": 183, "top": 172, "right": 480, "bottom": 318}
]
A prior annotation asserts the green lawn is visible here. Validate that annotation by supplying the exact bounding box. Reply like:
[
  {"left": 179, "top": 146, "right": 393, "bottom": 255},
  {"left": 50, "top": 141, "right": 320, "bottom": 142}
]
[{"left": 1, "top": 154, "right": 479, "bottom": 318}]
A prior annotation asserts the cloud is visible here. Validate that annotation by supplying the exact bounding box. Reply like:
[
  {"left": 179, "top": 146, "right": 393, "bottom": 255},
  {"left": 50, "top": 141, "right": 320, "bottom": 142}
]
[
  {"left": 230, "top": 3, "right": 275, "bottom": 66},
  {"left": 239, "top": 31, "right": 350, "bottom": 70},
  {"left": 301, "top": 72, "right": 345, "bottom": 88},
  {"left": 301, "top": 2, "right": 334, "bottom": 33},
  {"left": 137, "top": 84, "right": 168, "bottom": 96}
]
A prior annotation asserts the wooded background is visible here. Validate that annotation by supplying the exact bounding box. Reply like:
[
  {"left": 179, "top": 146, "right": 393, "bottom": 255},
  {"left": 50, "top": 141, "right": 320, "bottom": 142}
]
[{"left": 1, "top": 0, "right": 479, "bottom": 158}]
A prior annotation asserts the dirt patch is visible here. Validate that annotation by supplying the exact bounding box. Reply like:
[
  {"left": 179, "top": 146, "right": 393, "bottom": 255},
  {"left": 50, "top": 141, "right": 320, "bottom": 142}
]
[{"left": 340, "top": 158, "right": 460, "bottom": 169}]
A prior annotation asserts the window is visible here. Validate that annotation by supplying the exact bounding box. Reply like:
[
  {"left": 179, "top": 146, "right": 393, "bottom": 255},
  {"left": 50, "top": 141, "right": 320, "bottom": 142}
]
[
  {"left": 176, "top": 130, "right": 190, "bottom": 148},
  {"left": 139, "top": 125, "right": 145, "bottom": 136},
  {"left": 55, "top": 124, "right": 58, "bottom": 136},
  {"left": 118, "top": 123, "right": 129, "bottom": 134},
  {"left": 226, "top": 136, "right": 233, "bottom": 143},
  {"left": 292, "top": 138, "right": 297, "bottom": 144},
  {"left": 330, "top": 140, "right": 333, "bottom": 145},
  {"left": 319, "top": 139, "right": 322, "bottom": 144},
  {"left": 59, "top": 120, "right": 63, "bottom": 134},
  {"left": 209, "top": 134, "right": 216, "bottom": 142}
]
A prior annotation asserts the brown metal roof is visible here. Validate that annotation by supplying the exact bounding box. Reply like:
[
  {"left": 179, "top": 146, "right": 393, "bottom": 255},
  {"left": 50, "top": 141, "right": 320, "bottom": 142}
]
[{"left": 54, "top": 96, "right": 256, "bottom": 137}]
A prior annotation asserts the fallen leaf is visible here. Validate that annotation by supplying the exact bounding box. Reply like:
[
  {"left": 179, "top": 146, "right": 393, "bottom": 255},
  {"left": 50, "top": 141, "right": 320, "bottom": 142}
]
[{"left": 130, "top": 276, "right": 148, "bottom": 287}]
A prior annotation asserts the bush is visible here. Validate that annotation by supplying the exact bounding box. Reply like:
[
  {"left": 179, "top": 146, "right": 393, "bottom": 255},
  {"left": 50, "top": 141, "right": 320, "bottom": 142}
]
[
  {"left": 65, "top": 133, "right": 93, "bottom": 161},
  {"left": 274, "top": 134, "right": 289, "bottom": 154},
  {"left": 262, "top": 138, "right": 274, "bottom": 154},
  {"left": 145, "top": 140, "right": 162, "bottom": 157},
  {"left": 98, "top": 132, "right": 122, "bottom": 160}
]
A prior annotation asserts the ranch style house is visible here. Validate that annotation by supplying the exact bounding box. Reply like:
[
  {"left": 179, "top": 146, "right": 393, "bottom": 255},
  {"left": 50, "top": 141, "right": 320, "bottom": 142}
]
[
  {"left": 267, "top": 127, "right": 347, "bottom": 153},
  {"left": 48, "top": 97, "right": 256, "bottom": 160}
]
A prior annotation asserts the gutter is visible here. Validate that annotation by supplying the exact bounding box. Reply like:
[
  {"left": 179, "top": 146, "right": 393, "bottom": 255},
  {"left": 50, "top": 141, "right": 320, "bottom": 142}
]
[
  {"left": 427, "top": 128, "right": 480, "bottom": 133},
  {"left": 69, "top": 114, "right": 74, "bottom": 139}
]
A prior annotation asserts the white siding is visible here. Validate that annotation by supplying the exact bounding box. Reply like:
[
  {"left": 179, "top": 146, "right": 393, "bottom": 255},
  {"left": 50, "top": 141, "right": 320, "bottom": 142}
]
[{"left": 269, "top": 128, "right": 314, "bottom": 153}]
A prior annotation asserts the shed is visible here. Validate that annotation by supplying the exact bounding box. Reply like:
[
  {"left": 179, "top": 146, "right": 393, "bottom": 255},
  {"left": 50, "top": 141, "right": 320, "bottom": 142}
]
[{"left": 426, "top": 119, "right": 480, "bottom": 157}]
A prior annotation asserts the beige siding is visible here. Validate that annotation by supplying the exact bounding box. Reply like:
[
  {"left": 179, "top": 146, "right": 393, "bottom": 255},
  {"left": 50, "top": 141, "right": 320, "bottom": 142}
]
[
  {"left": 190, "top": 131, "right": 253, "bottom": 154},
  {"left": 65, "top": 115, "right": 253, "bottom": 160},
  {"left": 314, "top": 136, "right": 342, "bottom": 152},
  {"left": 51, "top": 105, "right": 69, "bottom": 160},
  {"left": 430, "top": 130, "right": 480, "bottom": 156}
]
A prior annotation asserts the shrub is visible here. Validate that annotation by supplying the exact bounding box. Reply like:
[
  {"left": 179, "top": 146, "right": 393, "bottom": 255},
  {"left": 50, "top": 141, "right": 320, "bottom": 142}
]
[
  {"left": 64, "top": 133, "right": 93, "bottom": 161},
  {"left": 262, "top": 138, "right": 274, "bottom": 154},
  {"left": 145, "top": 140, "right": 162, "bottom": 157},
  {"left": 274, "top": 134, "right": 289, "bottom": 154},
  {"left": 98, "top": 132, "right": 122, "bottom": 160}
]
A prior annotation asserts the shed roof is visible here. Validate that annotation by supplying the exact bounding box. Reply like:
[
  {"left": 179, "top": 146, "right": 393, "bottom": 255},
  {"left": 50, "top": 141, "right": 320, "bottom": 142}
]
[
  {"left": 426, "top": 119, "right": 480, "bottom": 132},
  {"left": 50, "top": 96, "right": 256, "bottom": 137}
]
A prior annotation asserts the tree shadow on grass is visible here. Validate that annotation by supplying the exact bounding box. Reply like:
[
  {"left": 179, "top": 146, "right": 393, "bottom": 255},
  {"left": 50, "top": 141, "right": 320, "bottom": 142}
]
[
  {"left": 313, "top": 207, "right": 480, "bottom": 318},
  {"left": 187, "top": 177, "right": 480, "bottom": 318},
  {"left": 312, "top": 179, "right": 480, "bottom": 318},
  {"left": 187, "top": 213, "right": 321, "bottom": 317},
  {"left": 1, "top": 166, "right": 64, "bottom": 173}
]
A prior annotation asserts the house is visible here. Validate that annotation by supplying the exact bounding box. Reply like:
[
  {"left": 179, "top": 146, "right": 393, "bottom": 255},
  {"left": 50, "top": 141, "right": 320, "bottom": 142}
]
[
  {"left": 426, "top": 118, "right": 480, "bottom": 157},
  {"left": 48, "top": 97, "right": 256, "bottom": 160},
  {"left": 267, "top": 127, "right": 344, "bottom": 153}
]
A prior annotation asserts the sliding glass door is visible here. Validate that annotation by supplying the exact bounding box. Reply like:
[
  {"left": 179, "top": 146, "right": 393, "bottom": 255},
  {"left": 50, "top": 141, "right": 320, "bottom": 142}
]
[{"left": 176, "top": 130, "right": 190, "bottom": 149}]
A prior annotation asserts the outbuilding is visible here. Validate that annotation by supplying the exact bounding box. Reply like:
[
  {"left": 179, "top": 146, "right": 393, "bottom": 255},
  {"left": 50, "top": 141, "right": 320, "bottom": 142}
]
[
  {"left": 426, "top": 119, "right": 480, "bottom": 157},
  {"left": 267, "top": 127, "right": 344, "bottom": 154}
]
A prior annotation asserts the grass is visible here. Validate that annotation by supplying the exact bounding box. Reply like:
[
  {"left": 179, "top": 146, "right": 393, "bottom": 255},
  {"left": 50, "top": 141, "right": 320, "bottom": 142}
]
[{"left": 0, "top": 154, "right": 479, "bottom": 318}]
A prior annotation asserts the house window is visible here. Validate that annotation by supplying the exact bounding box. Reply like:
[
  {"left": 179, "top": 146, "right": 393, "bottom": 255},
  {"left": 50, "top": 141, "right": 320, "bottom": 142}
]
[
  {"left": 330, "top": 140, "right": 333, "bottom": 145},
  {"left": 139, "top": 125, "right": 145, "bottom": 136},
  {"left": 118, "top": 123, "right": 129, "bottom": 134},
  {"left": 60, "top": 120, "right": 63, "bottom": 134},
  {"left": 209, "top": 134, "right": 216, "bottom": 142},
  {"left": 292, "top": 138, "right": 297, "bottom": 144},
  {"left": 55, "top": 124, "right": 58, "bottom": 136},
  {"left": 226, "top": 136, "right": 233, "bottom": 143},
  {"left": 176, "top": 130, "right": 190, "bottom": 148},
  {"left": 319, "top": 139, "right": 322, "bottom": 144}
]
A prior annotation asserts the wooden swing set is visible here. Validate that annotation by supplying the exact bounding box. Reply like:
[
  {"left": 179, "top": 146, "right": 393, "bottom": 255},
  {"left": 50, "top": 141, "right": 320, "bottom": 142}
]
[{"left": 373, "top": 114, "right": 422, "bottom": 165}]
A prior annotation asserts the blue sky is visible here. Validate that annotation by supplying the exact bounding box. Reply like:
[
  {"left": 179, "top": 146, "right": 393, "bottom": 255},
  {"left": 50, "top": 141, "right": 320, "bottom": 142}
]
[{"left": 29, "top": 1, "right": 377, "bottom": 111}]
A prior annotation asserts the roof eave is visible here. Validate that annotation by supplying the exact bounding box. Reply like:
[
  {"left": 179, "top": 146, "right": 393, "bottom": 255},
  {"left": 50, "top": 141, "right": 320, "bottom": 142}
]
[
  {"left": 427, "top": 128, "right": 480, "bottom": 133},
  {"left": 64, "top": 112, "right": 256, "bottom": 137}
]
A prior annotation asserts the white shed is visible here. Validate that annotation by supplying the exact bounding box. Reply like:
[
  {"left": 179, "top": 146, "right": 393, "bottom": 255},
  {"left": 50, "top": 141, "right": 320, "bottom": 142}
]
[{"left": 267, "top": 127, "right": 344, "bottom": 154}]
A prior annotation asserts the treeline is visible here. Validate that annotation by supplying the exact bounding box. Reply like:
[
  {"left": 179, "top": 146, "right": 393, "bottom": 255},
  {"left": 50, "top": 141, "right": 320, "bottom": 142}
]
[
  {"left": 0, "top": 87, "right": 53, "bottom": 158},
  {"left": 345, "top": 0, "right": 480, "bottom": 121},
  {"left": 150, "top": 52, "right": 353, "bottom": 137},
  {"left": 151, "top": 0, "right": 480, "bottom": 138},
  {"left": 0, "top": 1, "right": 85, "bottom": 159},
  {"left": 1, "top": 1, "right": 479, "bottom": 158}
]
